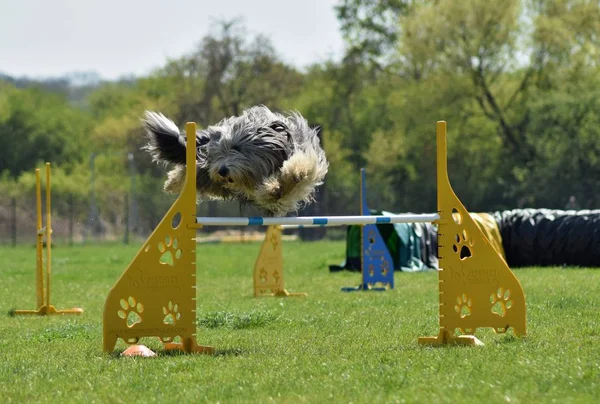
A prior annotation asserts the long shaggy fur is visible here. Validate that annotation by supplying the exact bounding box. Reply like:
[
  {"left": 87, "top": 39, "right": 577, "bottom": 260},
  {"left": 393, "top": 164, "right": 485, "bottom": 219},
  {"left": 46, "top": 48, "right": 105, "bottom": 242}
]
[{"left": 142, "top": 105, "right": 328, "bottom": 216}]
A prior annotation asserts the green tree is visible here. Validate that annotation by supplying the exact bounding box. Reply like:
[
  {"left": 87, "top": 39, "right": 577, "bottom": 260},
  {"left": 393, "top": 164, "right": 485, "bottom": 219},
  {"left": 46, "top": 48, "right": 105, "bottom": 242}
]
[
  {"left": 0, "top": 83, "right": 91, "bottom": 178},
  {"left": 361, "top": 0, "right": 600, "bottom": 211},
  {"left": 156, "top": 19, "right": 304, "bottom": 126},
  {"left": 335, "top": 0, "right": 414, "bottom": 68}
]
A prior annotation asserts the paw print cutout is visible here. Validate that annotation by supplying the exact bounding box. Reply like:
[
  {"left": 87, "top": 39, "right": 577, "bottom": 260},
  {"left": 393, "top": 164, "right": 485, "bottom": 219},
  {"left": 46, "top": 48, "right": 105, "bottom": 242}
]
[
  {"left": 118, "top": 296, "right": 144, "bottom": 328},
  {"left": 454, "top": 293, "right": 472, "bottom": 318},
  {"left": 490, "top": 287, "right": 513, "bottom": 317},
  {"left": 158, "top": 234, "right": 182, "bottom": 266},
  {"left": 368, "top": 263, "right": 375, "bottom": 277},
  {"left": 380, "top": 258, "right": 390, "bottom": 276},
  {"left": 258, "top": 267, "right": 268, "bottom": 284},
  {"left": 367, "top": 230, "right": 376, "bottom": 246},
  {"left": 162, "top": 301, "right": 181, "bottom": 325},
  {"left": 452, "top": 229, "right": 474, "bottom": 260},
  {"left": 269, "top": 232, "right": 280, "bottom": 249}
]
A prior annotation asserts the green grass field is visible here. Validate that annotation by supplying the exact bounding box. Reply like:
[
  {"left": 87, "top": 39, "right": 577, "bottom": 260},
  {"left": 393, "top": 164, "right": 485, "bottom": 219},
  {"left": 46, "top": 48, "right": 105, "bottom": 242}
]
[{"left": 0, "top": 241, "right": 598, "bottom": 403}]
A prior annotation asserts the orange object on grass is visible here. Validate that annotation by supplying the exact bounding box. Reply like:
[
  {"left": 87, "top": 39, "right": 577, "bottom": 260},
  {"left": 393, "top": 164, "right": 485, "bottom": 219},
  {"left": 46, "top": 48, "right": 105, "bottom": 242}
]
[{"left": 121, "top": 345, "right": 156, "bottom": 357}]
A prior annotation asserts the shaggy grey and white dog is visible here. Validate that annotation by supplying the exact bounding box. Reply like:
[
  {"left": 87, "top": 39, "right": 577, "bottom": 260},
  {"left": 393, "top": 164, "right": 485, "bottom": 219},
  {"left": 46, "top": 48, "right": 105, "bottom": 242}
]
[{"left": 142, "top": 105, "right": 328, "bottom": 217}]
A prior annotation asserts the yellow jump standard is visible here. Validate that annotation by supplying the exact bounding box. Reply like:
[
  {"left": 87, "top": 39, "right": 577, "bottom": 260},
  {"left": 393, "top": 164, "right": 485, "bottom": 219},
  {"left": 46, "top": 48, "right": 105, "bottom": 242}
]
[{"left": 12, "top": 163, "right": 84, "bottom": 316}]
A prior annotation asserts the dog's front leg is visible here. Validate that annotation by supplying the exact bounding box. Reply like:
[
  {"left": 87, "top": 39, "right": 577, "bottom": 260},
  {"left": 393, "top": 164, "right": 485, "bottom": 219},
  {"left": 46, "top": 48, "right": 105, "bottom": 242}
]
[{"left": 255, "top": 150, "right": 328, "bottom": 216}]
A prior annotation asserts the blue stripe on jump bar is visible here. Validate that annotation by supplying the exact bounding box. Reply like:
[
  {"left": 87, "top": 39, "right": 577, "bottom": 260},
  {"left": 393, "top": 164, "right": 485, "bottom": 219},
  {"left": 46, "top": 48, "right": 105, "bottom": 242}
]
[
  {"left": 248, "top": 217, "right": 264, "bottom": 225},
  {"left": 312, "top": 218, "right": 328, "bottom": 225},
  {"left": 375, "top": 217, "right": 392, "bottom": 224}
]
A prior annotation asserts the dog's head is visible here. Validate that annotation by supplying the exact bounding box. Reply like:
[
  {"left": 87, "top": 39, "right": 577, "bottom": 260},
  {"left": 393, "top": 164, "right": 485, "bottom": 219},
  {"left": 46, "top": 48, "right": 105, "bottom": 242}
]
[{"left": 198, "top": 105, "right": 320, "bottom": 195}]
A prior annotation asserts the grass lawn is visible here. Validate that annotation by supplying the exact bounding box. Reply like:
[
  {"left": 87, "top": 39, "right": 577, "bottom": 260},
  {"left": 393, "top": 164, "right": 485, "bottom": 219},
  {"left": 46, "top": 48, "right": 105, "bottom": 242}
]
[{"left": 0, "top": 241, "right": 598, "bottom": 403}]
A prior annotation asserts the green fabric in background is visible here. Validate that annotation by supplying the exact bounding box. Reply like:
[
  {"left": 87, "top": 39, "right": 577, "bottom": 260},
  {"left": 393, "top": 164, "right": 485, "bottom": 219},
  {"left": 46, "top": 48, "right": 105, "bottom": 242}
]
[{"left": 329, "top": 210, "right": 436, "bottom": 273}]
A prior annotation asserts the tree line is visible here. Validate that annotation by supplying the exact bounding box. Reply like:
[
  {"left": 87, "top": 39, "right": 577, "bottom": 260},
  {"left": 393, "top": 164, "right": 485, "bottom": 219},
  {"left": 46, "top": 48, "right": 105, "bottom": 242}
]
[{"left": 1, "top": 0, "right": 598, "bottom": 232}]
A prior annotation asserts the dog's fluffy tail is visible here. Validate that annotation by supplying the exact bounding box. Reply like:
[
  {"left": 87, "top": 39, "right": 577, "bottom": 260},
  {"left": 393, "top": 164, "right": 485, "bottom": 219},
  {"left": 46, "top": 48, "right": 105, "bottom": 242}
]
[{"left": 142, "top": 111, "right": 187, "bottom": 164}]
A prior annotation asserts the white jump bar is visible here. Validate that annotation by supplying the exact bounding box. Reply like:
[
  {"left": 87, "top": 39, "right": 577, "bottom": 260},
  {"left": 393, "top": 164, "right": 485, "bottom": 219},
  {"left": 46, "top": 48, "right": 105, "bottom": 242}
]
[{"left": 195, "top": 213, "right": 440, "bottom": 227}]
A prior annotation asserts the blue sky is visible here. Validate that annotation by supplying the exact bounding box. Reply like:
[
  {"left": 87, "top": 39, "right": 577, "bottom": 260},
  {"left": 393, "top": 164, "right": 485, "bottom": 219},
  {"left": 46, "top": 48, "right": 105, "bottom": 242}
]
[{"left": 0, "top": 0, "right": 345, "bottom": 80}]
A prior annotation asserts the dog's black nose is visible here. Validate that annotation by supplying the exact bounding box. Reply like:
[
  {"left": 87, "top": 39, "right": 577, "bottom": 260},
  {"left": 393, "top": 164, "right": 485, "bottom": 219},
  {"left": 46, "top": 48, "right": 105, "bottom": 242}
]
[{"left": 218, "top": 165, "right": 229, "bottom": 177}]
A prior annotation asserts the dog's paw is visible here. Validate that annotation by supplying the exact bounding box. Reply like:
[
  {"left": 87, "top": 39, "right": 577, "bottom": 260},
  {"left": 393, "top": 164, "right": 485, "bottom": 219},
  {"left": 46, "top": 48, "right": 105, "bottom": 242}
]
[
  {"left": 291, "top": 164, "right": 310, "bottom": 184},
  {"left": 281, "top": 151, "right": 325, "bottom": 186},
  {"left": 253, "top": 177, "right": 291, "bottom": 217},
  {"left": 261, "top": 177, "right": 284, "bottom": 200},
  {"left": 252, "top": 150, "right": 328, "bottom": 216}
]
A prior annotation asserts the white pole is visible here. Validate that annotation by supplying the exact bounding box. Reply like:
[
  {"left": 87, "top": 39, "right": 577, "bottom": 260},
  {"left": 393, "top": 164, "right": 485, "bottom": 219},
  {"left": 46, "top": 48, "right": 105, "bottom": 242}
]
[
  {"left": 195, "top": 214, "right": 440, "bottom": 227},
  {"left": 280, "top": 224, "right": 345, "bottom": 229}
]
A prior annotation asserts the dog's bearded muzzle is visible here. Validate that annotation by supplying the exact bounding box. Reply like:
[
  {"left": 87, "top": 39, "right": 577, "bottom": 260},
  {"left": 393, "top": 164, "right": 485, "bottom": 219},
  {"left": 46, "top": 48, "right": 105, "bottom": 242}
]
[{"left": 207, "top": 159, "right": 261, "bottom": 193}]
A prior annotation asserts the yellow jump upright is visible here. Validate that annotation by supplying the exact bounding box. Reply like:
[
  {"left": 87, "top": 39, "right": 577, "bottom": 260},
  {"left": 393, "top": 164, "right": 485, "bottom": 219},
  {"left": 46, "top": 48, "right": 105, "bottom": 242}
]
[
  {"left": 418, "top": 122, "right": 526, "bottom": 346},
  {"left": 103, "top": 123, "right": 213, "bottom": 354},
  {"left": 253, "top": 225, "right": 307, "bottom": 297},
  {"left": 12, "top": 163, "right": 84, "bottom": 316}
]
